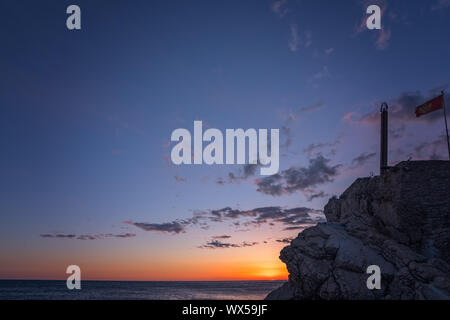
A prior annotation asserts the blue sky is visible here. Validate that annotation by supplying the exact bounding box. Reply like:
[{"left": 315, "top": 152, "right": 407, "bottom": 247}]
[{"left": 1, "top": 0, "right": 449, "bottom": 280}]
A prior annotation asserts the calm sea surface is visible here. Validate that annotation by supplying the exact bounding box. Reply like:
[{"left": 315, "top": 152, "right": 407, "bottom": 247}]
[{"left": 0, "top": 280, "right": 285, "bottom": 300}]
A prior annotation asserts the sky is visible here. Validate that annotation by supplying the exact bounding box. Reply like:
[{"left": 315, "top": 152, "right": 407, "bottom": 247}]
[{"left": 1, "top": 0, "right": 449, "bottom": 281}]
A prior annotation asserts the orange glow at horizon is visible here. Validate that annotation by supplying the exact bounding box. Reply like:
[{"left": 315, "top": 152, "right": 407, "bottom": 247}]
[
  {"left": 0, "top": 259, "right": 288, "bottom": 281},
  {"left": 0, "top": 240, "right": 289, "bottom": 281}
]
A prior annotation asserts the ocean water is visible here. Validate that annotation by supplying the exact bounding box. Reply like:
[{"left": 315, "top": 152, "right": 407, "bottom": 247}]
[{"left": 0, "top": 280, "right": 285, "bottom": 300}]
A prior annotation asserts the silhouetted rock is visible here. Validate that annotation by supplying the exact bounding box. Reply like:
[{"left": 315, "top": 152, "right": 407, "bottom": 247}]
[{"left": 266, "top": 161, "right": 450, "bottom": 300}]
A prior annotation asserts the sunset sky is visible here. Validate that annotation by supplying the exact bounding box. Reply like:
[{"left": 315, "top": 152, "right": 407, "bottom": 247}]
[{"left": 1, "top": 0, "right": 450, "bottom": 281}]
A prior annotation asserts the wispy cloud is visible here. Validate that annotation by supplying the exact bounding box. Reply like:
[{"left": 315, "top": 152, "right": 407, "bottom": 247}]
[
  {"left": 431, "top": 0, "right": 450, "bottom": 10},
  {"left": 40, "top": 234, "right": 76, "bottom": 239},
  {"left": 304, "top": 31, "right": 312, "bottom": 48},
  {"left": 174, "top": 175, "right": 187, "bottom": 182},
  {"left": 288, "top": 24, "right": 300, "bottom": 52},
  {"left": 271, "top": 0, "right": 289, "bottom": 17},
  {"left": 124, "top": 221, "right": 188, "bottom": 234},
  {"left": 277, "top": 103, "right": 324, "bottom": 148},
  {"left": 299, "top": 102, "right": 324, "bottom": 114},
  {"left": 305, "top": 190, "right": 329, "bottom": 202},
  {"left": 275, "top": 237, "right": 293, "bottom": 244},
  {"left": 304, "top": 138, "right": 340, "bottom": 156},
  {"left": 255, "top": 155, "right": 341, "bottom": 196},
  {"left": 40, "top": 233, "right": 136, "bottom": 240},
  {"left": 414, "top": 135, "right": 447, "bottom": 160},
  {"left": 212, "top": 235, "right": 232, "bottom": 239},
  {"left": 198, "top": 239, "right": 258, "bottom": 249},
  {"left": 342, "top": 111, "right": 357, "bottom": 121},
  {"left": 288, "top": 26, "right": 313, "bottom": 52},
  {"left": 351, "top": 152, "right": 377, "bottom": 168},
  {"left": 125, "top": 206, "right": 325, "bottom": 237},
  {"left": 312, "top": 66, "right": 330, "bottom": 80},
  {"left": 375, "top": 27, "right": 391, "bottom": 50},
  {"left": 325, "top": 48, "right": 334, "bottom": 55},
  {"left": 216, "top": 164, "right": 260, "bottom": 185},
  {"left": 280, "top": 125, "right": 293, "bottom": 149},
  {"left": 277, "top": 102, "right": 325, "bottom": 155}
]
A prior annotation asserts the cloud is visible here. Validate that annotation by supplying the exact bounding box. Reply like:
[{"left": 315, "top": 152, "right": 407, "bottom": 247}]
[
  {"left": 277, "top": 102, "right": 325, "bottom": 153},
  {"left": 282, "top": 226, "right": 307, "bottom": 231},
  {"left": 312, "top": 66, "right": 330, "bottom": 80},
  {"left": 325, "top": 48, "right": 334, "bottom": 55},
  {"left": 198, "top": 239, "right": 258, "bottom": 249},
  {"left": 299, "top": 102, "right": 324, "bottom": 114},
  {"left": 288, "top": 24, "right": 300, "bottom": 52},
  {"left": 390, "top": 124, "right": 406, "bottom": 139},
  {"left": 375, "top": 27, "right": 391, "bottom": 50},
  {"left": 215, "top": 177, "right": 227, "bottom": 185},
  {"left": 276, "top": 237, "right": 293, "bottom": 243},
  {"left": 174, "top": 175, "right": 187, "bottom": 182},
  {"left": 277, "top": 102, "right": 326, "bottom": 158},
  {"left": 242, "top": 164, "right": 259, "bottom": 177},
  {"left": 351, "top": 152, "right": 377, "bottom": 168},
  {"left": 414, "top": 135, "right": 447, "bottom": 160},
  {"left": 304, "top": 138, "right": 340, "bottom": 156},
  {"left": 305, "top": 190, "right": 329, "bottom": 202},
  {"left": 106, "top": 233, "right": 136, "bottom": 238},
  {"left": 255, "top": 155, "right": 341, "bottom": 196},
  {"left": 216, "top": 164, "right": 261, "bottom": 185},
  {"left": 40, "top": 234, "right": 76, "bottom": 239},
  {"left": 240, "top": 241, "right": 259, "bottom": 247},
  {"left": 342, "top": 112, "right": 357, "bottom": 121},
  {"left": 125, "top": 221, "right": 187, "bottom": 234},
  {"left": 198, "top": 240, "right": 240, "bottom": 249},
  {"left": 76, "top": 235, "right": 99, "bottom": 240},
  {"left": 212, "top": 235, "right": 232, "bottom": 239},
  {"left": 390, "top": 135, "right": 447, "bottom": 162},
  {"left": 40, "top": 233, "right": 136, "bottom": 240},
  {"left": 432, "top": 0, "right": 450, "bottom": 10},
  {"left": 271, "top": 0, "right": 289, "bottom": 17},
  {"left": 284, "top": 112, "right": 298, "bottom": 122},
  {"left": 280, "top": 126, "right": 293, "bottom": 148},
  {"left": 288, "top": 28, "right": 312, "bottom": 52},
  {"left": 125, "top": 206, "right": 324, "bottom": 237},
  {"left": 304, "top": 31, "right": 312, "bottom": 48}
]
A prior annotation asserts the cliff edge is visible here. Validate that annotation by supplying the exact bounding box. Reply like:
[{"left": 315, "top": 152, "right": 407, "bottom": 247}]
[{"left": 266, "top": 161, "right": 450, "bottom": 300}]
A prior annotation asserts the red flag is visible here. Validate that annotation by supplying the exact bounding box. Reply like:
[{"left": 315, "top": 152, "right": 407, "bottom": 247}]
[{"left": 415, "top": 94, "right": 443, "bottom": 117}]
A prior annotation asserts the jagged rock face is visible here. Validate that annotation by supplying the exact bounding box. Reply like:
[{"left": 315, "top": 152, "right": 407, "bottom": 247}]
[{"left": 266, "top": 161, "right": 450, "bottom": 300}]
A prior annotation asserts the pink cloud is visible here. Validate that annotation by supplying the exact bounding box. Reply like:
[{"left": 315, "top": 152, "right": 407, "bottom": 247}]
[
  {"left": 342, "top": 112, "right": 357, "bottom": 121},
  {"left": 271, "top": 0, "right": 289, "bottom": 17},
  {"left": 375, "top": 27, "right": 391, "bottom": 50}
]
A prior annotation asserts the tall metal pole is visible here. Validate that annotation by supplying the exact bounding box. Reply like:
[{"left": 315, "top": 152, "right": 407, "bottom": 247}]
[
  {"left": 380, "top": 103, "right": 388, "bottom": 174},
  {"left": 442, "top": 90, "right": 450, "bottom": 160}
]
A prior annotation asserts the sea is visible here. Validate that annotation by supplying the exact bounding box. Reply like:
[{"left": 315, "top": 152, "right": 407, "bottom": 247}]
[{"left": 0, "top": 280, "right": 285, "bottom": 300}]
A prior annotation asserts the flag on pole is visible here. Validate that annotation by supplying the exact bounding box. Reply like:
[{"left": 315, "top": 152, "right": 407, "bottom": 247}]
[
  {"left": 415, "top": 91, "right": 450, "bottom": 159},
  {"left": 415, "top": 94, "right": 444, "bottom": 117}
]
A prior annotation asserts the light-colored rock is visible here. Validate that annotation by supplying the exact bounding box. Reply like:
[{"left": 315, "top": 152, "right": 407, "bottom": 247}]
[{"left": 266, "top": 161, "right": 450, "bottom": 300}]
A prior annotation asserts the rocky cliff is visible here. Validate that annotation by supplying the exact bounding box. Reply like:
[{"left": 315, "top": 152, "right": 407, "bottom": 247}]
[{"left": 266, "top": 161, "right": 450, "bottom": 300}]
